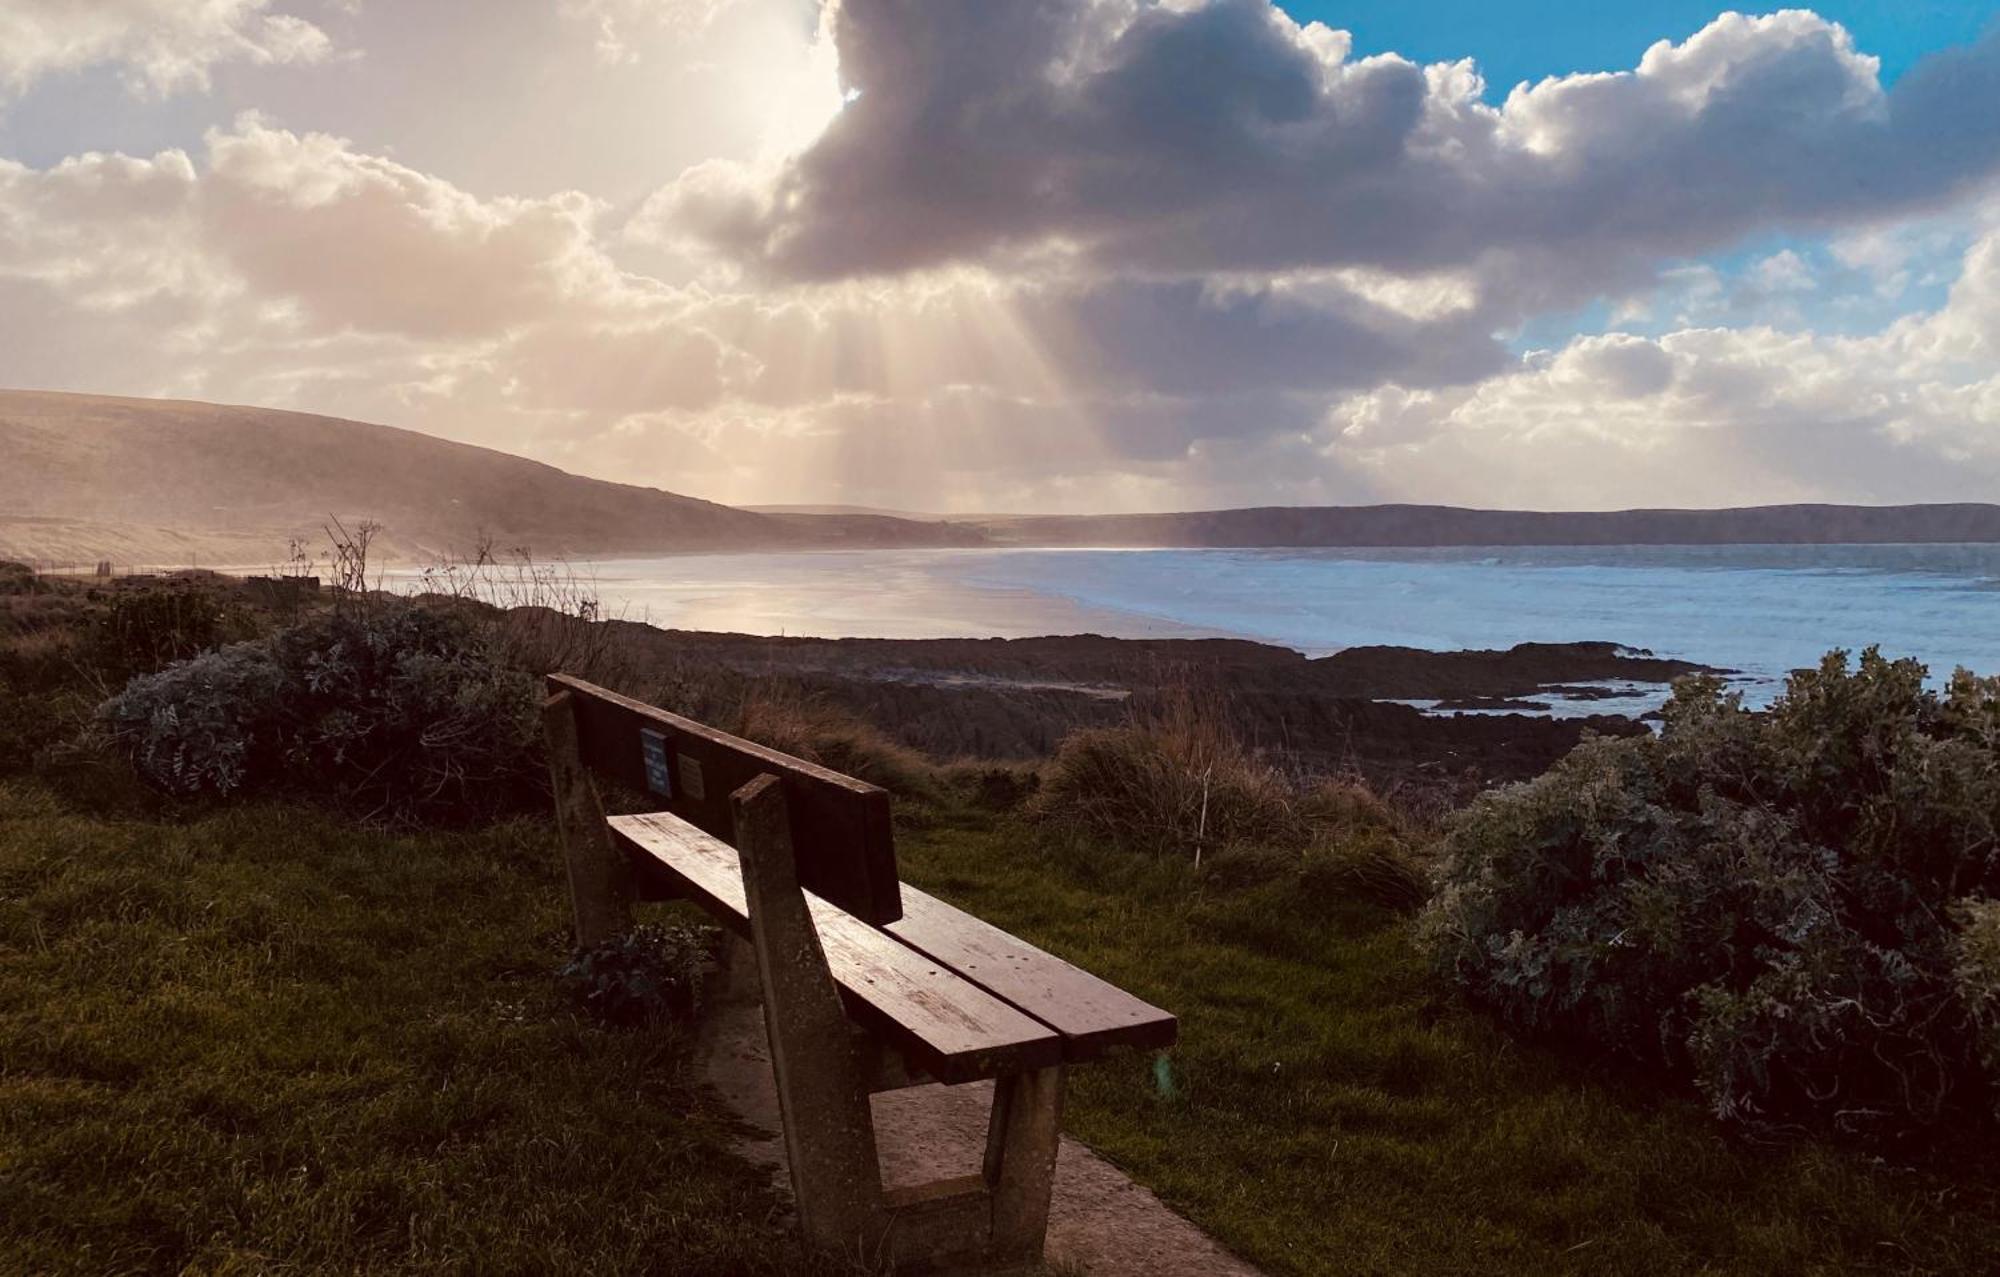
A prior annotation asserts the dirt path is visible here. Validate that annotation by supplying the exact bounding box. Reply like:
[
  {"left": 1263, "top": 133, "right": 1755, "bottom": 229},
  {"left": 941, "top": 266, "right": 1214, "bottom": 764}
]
[{"left": 699, "top": 986, "right": 1261, "bottom": 1276}]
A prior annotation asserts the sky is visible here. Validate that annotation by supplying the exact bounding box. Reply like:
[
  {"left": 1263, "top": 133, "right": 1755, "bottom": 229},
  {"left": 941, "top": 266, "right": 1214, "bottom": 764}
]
[{"left": 1, "top": 1, "right": 1998, "bottom": 514}]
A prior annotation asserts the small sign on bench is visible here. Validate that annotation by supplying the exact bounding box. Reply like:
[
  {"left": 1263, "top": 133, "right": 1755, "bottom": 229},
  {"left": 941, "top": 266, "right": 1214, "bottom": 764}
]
[{"left": 640, "top": 728, "right": 673, "bottom": 798}]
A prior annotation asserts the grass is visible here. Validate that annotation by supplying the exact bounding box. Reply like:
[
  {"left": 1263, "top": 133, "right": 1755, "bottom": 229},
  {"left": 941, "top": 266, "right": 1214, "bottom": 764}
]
[
  {"left": 896, "top": 803, "right": 2000, "bottom": 1276},
  {"left": 0, "top": 780, "right": 808, "bottom": 1276},
  {"left": 10, "top": 568, "right": 2000, "bottom": 1274}
]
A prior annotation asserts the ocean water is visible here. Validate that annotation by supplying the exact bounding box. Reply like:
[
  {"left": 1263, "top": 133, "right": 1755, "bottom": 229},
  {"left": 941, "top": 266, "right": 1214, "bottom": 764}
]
[{"left": 391, "top": 543, "right": 2000, "bottom": 715}]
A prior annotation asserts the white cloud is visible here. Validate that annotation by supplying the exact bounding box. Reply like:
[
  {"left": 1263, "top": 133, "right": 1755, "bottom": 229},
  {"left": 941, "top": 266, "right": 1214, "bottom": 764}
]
[
  {"left": 0, "top": 0, "right": 331, "bottom": 97},
  {"left": 1325, "top": 219, "right": 2000, "bottom": 509},
  {"left": 1751, "top": 249, "right": 1815, "bottom": 293},
  {"left": 0, "top": 119, "right": 747, "bottom": 444},
  {"left": 203, "top": 115, "right": 641, "bottom": 339},
  {"left": 559, "top": 0, "right": 741, "bottom": 63}
]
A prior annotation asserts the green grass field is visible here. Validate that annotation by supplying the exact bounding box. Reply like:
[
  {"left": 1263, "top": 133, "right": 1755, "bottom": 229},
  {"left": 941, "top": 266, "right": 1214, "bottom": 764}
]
[
  {"left": 897, "top": 805, "right": 2000, "bottom": 1276},
  {"left": 5, "top": 691, "right": 2000, "bottom": 1274},
  {"left": 0, "top": 780, "right": 805, "bottom": 1276}
]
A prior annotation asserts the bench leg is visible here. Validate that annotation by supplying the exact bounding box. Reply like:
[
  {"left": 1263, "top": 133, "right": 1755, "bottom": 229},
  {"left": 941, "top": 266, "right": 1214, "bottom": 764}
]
[
  {"left": 732, "top": 774, "right": 888, "bottom": 1259},
  {"left": 983, "top": 1064, "right": 1066, "bottom": 1265},
  {"left": 542, "top": 690, "right": 634, "bottom": 949}
]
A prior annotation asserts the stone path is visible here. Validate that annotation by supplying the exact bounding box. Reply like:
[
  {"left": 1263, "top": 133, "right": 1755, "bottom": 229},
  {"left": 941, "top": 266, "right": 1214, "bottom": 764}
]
[{"left": 699, "top": 986, "right": 1262, "bottom": 1276}]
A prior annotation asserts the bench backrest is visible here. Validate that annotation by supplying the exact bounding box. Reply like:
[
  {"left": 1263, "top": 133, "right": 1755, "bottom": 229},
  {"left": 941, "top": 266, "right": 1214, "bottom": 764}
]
[{"left": 547, "top": 674, "right": 902, "bottom": 925}]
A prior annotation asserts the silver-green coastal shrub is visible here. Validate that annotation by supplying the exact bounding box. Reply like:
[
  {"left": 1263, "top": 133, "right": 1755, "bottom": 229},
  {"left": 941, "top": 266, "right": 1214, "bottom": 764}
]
[
  {"left": 1421, "top": 650, "right": 2000, "bottom": 1146},
  {"left": 100, "top": 604, "right": 540, "bottom": 824},
  {"left": 99, "top": 641, "right": 287, "bottom": 796}
]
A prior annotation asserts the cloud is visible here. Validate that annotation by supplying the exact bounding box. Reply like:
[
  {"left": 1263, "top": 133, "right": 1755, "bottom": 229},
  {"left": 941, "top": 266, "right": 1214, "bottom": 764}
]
[
  {"left": 203, "top": 116, "right": 639, "bottom": 340},
  {"left": 559, "top": 0, "right": 742, "bottom": 62},
  {"left": 0, "top": 118, "right": 1503, "bottom": 504},
  {"left": 0, "top": 0, "right": 330, "bottom": 97},
  {"left": 645, "top": 2, "right": 2000, "bottom": 324},
  {"left": 0, "top": 119, "right": 747, "bottom": 443},
  {"left": 5, "top": 3, "right": 2000, "bottom": 517},
  {"left": 1751, "top": 249, "right": 1815, "bottom": 294},
  {"left": 1327, "top": 219, "right": 2000, "bottom": 509}
]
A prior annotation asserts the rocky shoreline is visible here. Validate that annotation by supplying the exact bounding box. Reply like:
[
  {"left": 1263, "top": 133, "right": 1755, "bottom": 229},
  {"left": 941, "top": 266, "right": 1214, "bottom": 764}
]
[{"left": 596, "top": 622, "right": 1718, "bottom": 790}]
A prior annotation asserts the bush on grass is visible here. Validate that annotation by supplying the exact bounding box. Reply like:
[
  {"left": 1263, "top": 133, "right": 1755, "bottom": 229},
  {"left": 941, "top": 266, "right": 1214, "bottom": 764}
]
[
  {"left": 1421, "top": 648, "right": 2000, "bottom": 1147},
  {"left": 89, "top": 582, "right": 256, "bottom": 680},
  {"left": 1033, "top": 688, "right": 1435, "bottom": 912},
  {"left": 2, "top": 590, "right": 136, "bottom": 778},
  {"left": 0, "top": 560, "right": 41, "bottom": 595},
  {"left": 1303, "top": 837, "right": 1433, "bottom": 913},
  {"left": 1032, "top": 685, "right": 1297, "bottom": 860},
  {"left": 736, "top": 684, "right": 939, "bottom": 799},
  {"left": 941, "top": 761, "right": 1042, "bottom": 812},
  {"left": 100, "top": 603, "right": 541, "bottom": 825},
  {"left": 557, "top": 923, "right": 712, "bottom": 1028}
]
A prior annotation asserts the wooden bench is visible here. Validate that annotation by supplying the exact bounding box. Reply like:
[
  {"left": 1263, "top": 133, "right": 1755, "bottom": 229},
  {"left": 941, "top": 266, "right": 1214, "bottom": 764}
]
[{"left": 542, "top": 675, "right": 1177, "bottom": 1271}]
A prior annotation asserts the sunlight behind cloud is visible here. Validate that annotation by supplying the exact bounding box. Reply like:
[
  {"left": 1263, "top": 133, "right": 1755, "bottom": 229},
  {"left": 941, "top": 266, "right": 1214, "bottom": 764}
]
[{"left": 751, "top": 9, "right": 844, "bottom": 167}]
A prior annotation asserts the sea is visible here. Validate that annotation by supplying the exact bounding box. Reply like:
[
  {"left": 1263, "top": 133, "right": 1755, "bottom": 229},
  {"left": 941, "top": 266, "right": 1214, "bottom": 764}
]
[{"left": 387, "top": 543, "right": 2000, "bottom": 718}]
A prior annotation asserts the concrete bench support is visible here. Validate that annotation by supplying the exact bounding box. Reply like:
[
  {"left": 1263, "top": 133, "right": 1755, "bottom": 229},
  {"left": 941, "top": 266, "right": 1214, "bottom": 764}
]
[
  {"left": 732, "top": 773, "right": 888, "bottom": 1257},
  {"left": 542, "top": 690, "right": 634, "bottom": 948},
  {"left": 985, "top": 1064, "right": 1066, "bottom": 1264},
  {"left": 734, "top": 772, "right": 1068, "bottom": 1272}
]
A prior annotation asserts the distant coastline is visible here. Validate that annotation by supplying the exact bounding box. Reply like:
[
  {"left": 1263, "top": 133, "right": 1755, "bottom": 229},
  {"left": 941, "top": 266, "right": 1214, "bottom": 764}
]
[{"left": 6, "top": 389, "right": 2000, "bottom": 566}]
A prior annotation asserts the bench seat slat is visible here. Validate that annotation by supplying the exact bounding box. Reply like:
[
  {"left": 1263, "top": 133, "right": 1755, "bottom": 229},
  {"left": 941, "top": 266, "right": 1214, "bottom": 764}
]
[
  {"left": 886, "top": 887, "right": 1177, "bottom": 1062},
  {"left": 608, "top": 812, "right": 1062, "bottom": 1084}
]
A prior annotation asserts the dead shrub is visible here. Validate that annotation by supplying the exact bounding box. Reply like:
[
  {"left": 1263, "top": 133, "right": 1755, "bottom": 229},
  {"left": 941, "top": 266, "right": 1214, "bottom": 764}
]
[
  {"left": 1033, "top": 686, "right": 1434, "bottom": 911},
  {"left": 1297, "top": 776, "right": 1406, "bottom": 839},
  {"left": 408, "top": 541, "right": 644, "bottom": 688}
]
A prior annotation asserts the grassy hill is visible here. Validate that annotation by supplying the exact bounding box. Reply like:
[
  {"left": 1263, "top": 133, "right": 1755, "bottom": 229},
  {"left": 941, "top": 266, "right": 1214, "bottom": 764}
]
[{"left": 0, "top": 390, "right": 924, "bottom": 566}]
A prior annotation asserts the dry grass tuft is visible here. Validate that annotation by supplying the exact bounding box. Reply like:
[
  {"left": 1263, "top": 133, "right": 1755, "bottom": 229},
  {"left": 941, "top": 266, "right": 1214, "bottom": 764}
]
[
  {"left": 1031, "top": 686, "right": 1435, "bottom": 907},
  {"left": 736, "top": 684, "right": 940, "bottom": 800},
  {"left": 1030, "top": 683, "right": 1297, "bottom": 862}
]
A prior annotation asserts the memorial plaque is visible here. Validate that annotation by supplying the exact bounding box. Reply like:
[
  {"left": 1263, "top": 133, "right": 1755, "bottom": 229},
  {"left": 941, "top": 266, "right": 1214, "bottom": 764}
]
[{"left": 678, "top": 753, "right": 706, "bottom": 801}]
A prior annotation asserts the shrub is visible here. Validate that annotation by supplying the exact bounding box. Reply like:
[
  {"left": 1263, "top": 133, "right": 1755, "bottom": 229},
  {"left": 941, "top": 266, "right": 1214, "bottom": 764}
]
[
  {"left": 942, "top": 761, "right": 1042, "bottom": 812},
  {"left": 271, "top": 607, "right": 543, "bottom": 821},
  {"left": 1032, "top": 686, "right": 1297, "bottom": 860},
  {"left": 1421, "top": 649, "right": 2000, "bottom": 1147},
  {"left": 101, "top": 603, "right": 541, "bottom": 824},
  {"left": 1295, "top": 778, "right": 1432, "bottom": 911},
  {"left": 736, "top": 685, "right": 938, "bottom": 799},
  {"left": 1302, "top": 839, "right": 1431, "bottom": 913},
  {"left": 0, "top": 561, "right": 41, "bottom": 596},
  {"left": 98, "top": 642, "right": 287, "bottom": 796},
  {"left": 89, "top": 584, "right": 253, "bottom": 680},
  {"left": 0, "top": 608, "right": 92, "bottom": 776},
  {"left": 557, "top": 923, "right": 711, "bottom": 1028}
]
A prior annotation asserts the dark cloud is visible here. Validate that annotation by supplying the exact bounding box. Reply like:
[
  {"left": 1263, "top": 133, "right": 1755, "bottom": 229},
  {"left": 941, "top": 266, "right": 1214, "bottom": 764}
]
[
  {"left": 715, "top": 273, "right": 1505, "bottom": 415},
  {"left": 1038, "top": 277, "right": 1502, "bottom": 396},
  {"left": 656, "top": 1, "right": 2000, "bottom": 314}
]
